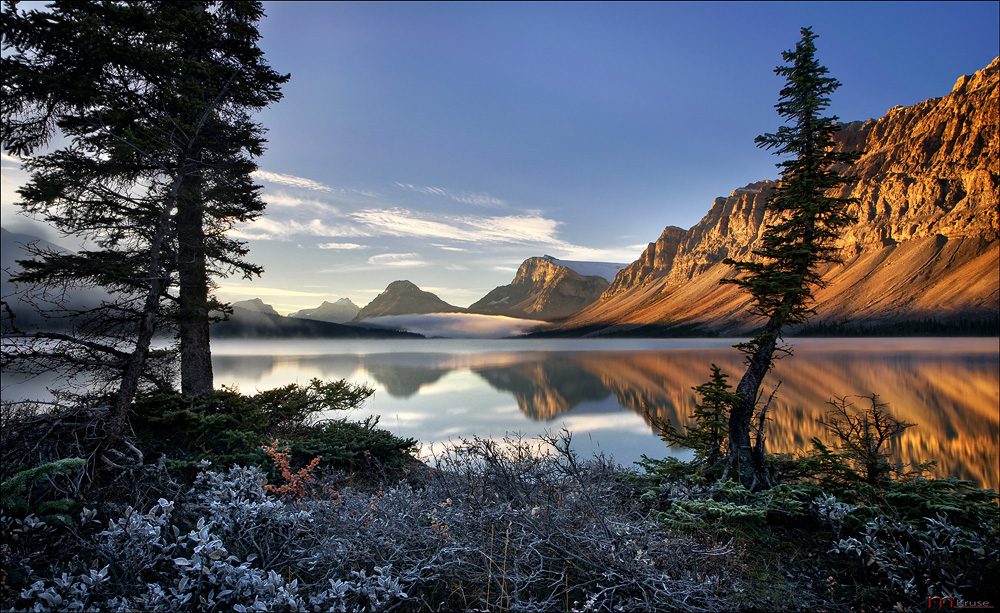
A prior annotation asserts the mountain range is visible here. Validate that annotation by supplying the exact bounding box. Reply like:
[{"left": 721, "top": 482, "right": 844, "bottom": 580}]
[
  {"left": 333, "top": 57, "right": 998, "bottom": 336},
  {"left": 5, "top": 59, "right": 997, "bottom": 338},
  {"left": 216, "top": 298, "right": 420, "bottom": 339}
]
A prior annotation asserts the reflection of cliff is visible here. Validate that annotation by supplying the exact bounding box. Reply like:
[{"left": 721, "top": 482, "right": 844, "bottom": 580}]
[
  {"left": 765, "top": 348, "right": 999, "bottom": 490},
  {"left": 473, "top": 355, "right": 611, "bottom": 419},
  {"left": 574, "top": 347, "right": 998, "bottom": 489},
  {"left": 213, "top": 343, "right": 998, "bottom": 490},
  {"left": 572, "top": 350, "right": 742, "bottom": 435}
]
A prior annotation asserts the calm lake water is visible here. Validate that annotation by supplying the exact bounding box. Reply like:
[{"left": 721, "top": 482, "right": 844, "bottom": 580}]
[{"left": 211, "top": 337, "right": 1000, "bottom": 490}]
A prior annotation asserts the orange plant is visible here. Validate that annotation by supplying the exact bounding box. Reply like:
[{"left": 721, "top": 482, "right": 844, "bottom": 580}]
[{"left": 261, "top": 439, "right": 323, "bottom": 502}]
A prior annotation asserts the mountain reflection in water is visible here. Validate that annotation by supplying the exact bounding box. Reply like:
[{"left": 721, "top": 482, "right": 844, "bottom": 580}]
[{"left": 212, "top": 338, "right": 998, "bottom": 490}]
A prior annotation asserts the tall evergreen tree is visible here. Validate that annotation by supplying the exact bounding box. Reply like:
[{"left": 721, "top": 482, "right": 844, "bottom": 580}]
[
  {"left": 721, "top": 27, "right": 860, "bottom": 489},
  {"left": 1, "top": 1, "right": 287, "bottom": 452}
]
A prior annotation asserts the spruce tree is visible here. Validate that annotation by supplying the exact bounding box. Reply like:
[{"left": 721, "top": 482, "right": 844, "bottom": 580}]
[
  {"left": 2, "top": 1, "right": 287, "bottom": 451},
  {"left": 722, "top": 27, "right": 860, "bottom": 489},
  {"left": 658, "top": 364, "right": 742, "bottom": 476}
]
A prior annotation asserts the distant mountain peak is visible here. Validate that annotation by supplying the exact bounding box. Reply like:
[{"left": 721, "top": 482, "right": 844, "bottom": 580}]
[
  {"left": 231, "top": 298, "right": 279, "bottom": 316},
  {"left": 468, "top": 256, "right": 615, "bottom": 320},
  {"left": 356, "top": 280, "right": 463, "bottom": 319},
  {"left": 289, "top": 297, "right": 361, "bottom": 324},
  {"left": 384, "top": 280, "right": 420, "bottom": 292}
]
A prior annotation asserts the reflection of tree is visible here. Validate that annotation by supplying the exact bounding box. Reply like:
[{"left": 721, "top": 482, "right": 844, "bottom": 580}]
[
  {"left": 473, "top": 355, "right": 611, "bottom": 419},
  {"left": 576, "top": 349, "right": 999, "bottom": 490}
]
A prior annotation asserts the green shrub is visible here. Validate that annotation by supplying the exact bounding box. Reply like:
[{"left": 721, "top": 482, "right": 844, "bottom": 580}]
[
  {"left": 280, "top": 415, "right": 418, "bottom": 472},
  {"left": 0, "top": 457, "right": 85, "bottom": 523},
  {"left": 655, "top": 364, "right": 742, "bottom": 479},
  {"left": 129, "top": 379, "right": 416, "bottom": 479}
]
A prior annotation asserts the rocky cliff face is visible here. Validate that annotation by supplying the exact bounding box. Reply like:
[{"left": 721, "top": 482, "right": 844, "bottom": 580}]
[
  {"left": 563, "top": 57, "right": 999, "bottom": 335},
  {"left": 469, "top": 256, "right": 611, "bottom": 320},
  {"left": 355, "top": 280, "right": 464, "bottom": 320},
  {"left": 290, "top": 298, "right": 361, "bottom": 324}
]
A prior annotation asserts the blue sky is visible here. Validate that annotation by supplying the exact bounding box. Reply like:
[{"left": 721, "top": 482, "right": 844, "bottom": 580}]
[{"left": 2, "top": 1, "right": 998, "bottom": 313}]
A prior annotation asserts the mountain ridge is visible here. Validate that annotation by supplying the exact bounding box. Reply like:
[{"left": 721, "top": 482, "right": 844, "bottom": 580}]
[
  {"left": 289, "top": 298, "right": 360, "bottom": 323},
  {"left": 214, "top": 304, "right": 423, "bottom": 339},
  {"left": 553, "top": 57, "right": 999, "bottom": 336}
]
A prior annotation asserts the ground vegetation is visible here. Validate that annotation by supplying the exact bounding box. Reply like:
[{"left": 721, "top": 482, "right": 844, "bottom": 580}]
[{"left": 2, "top": 378, "right": 996, "bottom": 612}]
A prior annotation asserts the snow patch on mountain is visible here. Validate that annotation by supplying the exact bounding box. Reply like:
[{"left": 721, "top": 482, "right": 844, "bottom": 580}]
[{"left": 544, "top": 256, "right": 625, "bottom": 282}]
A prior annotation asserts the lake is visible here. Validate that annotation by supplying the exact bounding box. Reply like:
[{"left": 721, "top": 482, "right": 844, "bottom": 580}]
[{"left": 211, "top": 337, "right": 999, "bottom": 490}]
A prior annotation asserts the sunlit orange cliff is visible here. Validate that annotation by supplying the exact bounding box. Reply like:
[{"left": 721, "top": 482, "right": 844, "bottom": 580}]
[{"left": 553, "top": 58, "right": 999, "bottom": 335}]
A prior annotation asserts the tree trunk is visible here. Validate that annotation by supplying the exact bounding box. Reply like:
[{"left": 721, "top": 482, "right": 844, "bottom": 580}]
[
  {"left": 105, "top": 277, "right": 162, "bottom": 451},
  {"left": 102, "top": 197, "right": 175, "bottom": 456},
  {"left": 729, "top": 320, "right": 781, "bottom": 489},
  {"left": 176, "top": 175, "right": 214, "bottom": 397}
]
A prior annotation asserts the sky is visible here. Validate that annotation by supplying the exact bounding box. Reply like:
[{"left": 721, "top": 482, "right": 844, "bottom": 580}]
[{"left": 2, "top": 1, "right": 998, "bottom": 314}]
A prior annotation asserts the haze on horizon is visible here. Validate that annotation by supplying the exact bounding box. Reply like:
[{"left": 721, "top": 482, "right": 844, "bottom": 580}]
[{"left": 2, "top": 1, "right": 997, "bottom": 314}]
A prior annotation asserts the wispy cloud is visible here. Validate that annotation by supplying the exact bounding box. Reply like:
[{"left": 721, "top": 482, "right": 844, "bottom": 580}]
[
  {"left": 215, "top": 285, "right": 333, "bottom": 298},
  {"left": 253, "top": 170, "right": 334, "bottom": 193},
  {"left": 465, "top": 215, "right": 563, "bottom": 244},
  {"left": 396, "top": 183, "right": 448, "bottom": 197},
  {"left": 367, "top": 253, "right": 427, "bottom": 267},
  {"left": 1, "top": 153, "right": 24, "bottom": 164},
  {"left": 240, "top": 176, "right": 643, "bottom": 265},
  {"left": 353, "top": 208, "right": 471, "bottom": 242},
  {"left": 319, "top": 242, "right": 366, "bottom": 250},
  {"left": 395, "top": 182, "right": 507, "bottom": 208},
  {"left": 235, "top": 217, "right": 370, "bottom": 241},
  {"left": 262, "top": 191, "right": 339, "bottom": 213},
  {"left": 351, "top": 207, "right": 564, "bottom": 246},
  {"left": 452, "top": 192, "right": 507, "bottom": 207}
]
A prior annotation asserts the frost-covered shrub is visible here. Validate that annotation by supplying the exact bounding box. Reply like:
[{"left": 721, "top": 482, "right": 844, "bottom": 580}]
[
  {"left": 831, "top": 512, "right": 996, "bottom": 607},
  {"left": 812, "top": 493, "right": 855, "bottom": 539},
  {"left": 4, "top": 461, "right": 412, "bottom": 613},
  {"left": 15, "top": 430, "right": 992, "bottom": 612},
  {"left": 17, "top": 566, "right": 111, "bottom": 612}
]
